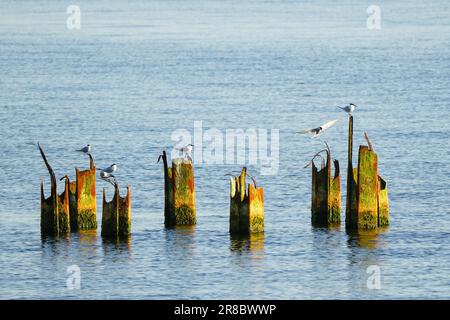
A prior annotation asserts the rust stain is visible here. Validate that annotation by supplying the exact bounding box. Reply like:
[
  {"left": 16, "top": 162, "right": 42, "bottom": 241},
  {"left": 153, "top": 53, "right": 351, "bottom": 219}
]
[
  {"left": 230, "top": 167, "right": 264, "bottom": 235},
  {"left": 345, "top": 116, "right": 390, "bottom": 231}
]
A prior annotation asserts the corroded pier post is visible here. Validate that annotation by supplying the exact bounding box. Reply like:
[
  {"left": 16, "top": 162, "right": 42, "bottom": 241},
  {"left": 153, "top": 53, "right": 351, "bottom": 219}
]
[
  {"left": 101, "top": 185, "right": 131, "bottom": 237},
  {"left": 345, "top": 116, "right": 390, "bottom": 230},
  {"left": 161, "top": 151, "right": 196, "bottom": 227},
  {"left": 39, "top": 144, "right": 70, "bottom": 235},
  {"left": 229, "top": 167, "right": 264, "bottom": 234},
  {"left": 311, "top": 147, "right": 341, "bottom": 226},
  {"left": 73, "top": 155, "right": 97, "bottom": 230}
]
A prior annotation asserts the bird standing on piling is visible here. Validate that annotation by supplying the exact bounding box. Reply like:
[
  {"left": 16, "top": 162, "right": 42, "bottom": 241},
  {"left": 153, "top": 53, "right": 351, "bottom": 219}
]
[
  {"left": 179, "top": 144, "right": 194, "bottom": 162},
  {"left": 100, "top": 170, "right": 117, "bottom": 187},
  {"left": 338, "top": 103, "right": 357, "bottom": 115},
  {"left": 100, "top": 163, "right": 117, "bottom": 174},
  {"left": 297, "top": 120, "right": 337, "bottom": 138},
  {"left": 77, "top": 144, "right": 91, "bottom": 154}
]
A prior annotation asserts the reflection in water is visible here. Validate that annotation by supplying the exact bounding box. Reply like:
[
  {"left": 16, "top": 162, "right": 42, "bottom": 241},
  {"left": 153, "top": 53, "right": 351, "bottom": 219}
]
[
  {"left": 102, "top": 235, "right": 132, "bottom": 254},
  {"left": 346, "top": 227, "right": 389, "bottom": 250},
  {"left": 77, "top": 230, "right": 98, "bottom": 246},
  {"left": 164, "top": 225, "right": 197, "bottom": 258},
  {"left": 41, "top": 233, "right": 70, "bottom": 245},
  {"left": 345, "top": 227, "right": 389, "bottom": 292},
  {"left": 230, "top": 233, "right": 265, "bottom": 257},
  {"left": 40, "top": 233, "right": 71, "bottom": 255}
]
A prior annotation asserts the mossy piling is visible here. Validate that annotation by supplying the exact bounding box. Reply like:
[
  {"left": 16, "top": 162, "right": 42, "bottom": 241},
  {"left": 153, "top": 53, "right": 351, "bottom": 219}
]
[
  {"left": 310, "top": 146, "right": 341, "bottom": 226},
  {"left": 229, "top": 167, "right": 264, "bottom": 235},
  {"left": 345, "top": 116, "right": 390, "bottom": 230},
  {"left": 161, "top": 151, "right": 196, "bottom": 227},
  {"left": 101, "top": 185, "right": 131, "bottom": 237},
  {"left": 38, "top": 143, "right": 71, "bottom": 235},
  {"left": 73, "top": 155, "right": 97, "bottom": 230}
]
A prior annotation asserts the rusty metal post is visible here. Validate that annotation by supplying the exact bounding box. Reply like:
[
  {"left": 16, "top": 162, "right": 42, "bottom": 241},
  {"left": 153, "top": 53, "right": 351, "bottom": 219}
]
[
  {"left": 378, "top": 176, "right": 390, "bottom": 227},
  {"left": 345, "top": 116, "right": 390, "bottom": 230},
  {"left": 74, "top": 155, "right": 97, "bottom": 230},
  {"left": 161, "top": 151, "right": 196, "bottom": 227},
  {"left": 38, "top": 144, "right": 70, "bottom": 235},
  {"left": 229, "top": 167, "right": 264, "bottom": 235},
  {"left": 346, "top": 115, "right": 357, "bottom": 228},
  {"left": 356, "top": 146, "right": 379, "bottom": 229},
  {"left": 68, "top": 180, "right": 77, "bottom": 231},
  {"left": 311, "top": 148, "right": 341, "bottom": 226},
  {"left": 101, "top": 185, "right": 131, "bottom": 237},
  {"left": 161, "top": 151, "right": 175, "bottom": 226}
]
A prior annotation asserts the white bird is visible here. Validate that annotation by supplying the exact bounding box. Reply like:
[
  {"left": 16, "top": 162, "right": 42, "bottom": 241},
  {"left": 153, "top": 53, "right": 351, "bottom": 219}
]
[
  {"left": 297, "top": 120, "right": 337, "bottom": 138},
  {"left": 99, "top": 170, "right": 117, "bottom": 186},
  {"left": 100, "top": 163, "right": 117, "bottom": 174},
  {"left": 77, "top": 144, "right": 91, "bottom": 154},
  {"left": 338, "top": 103, "right": 357, "bottom": 115},
  {"left": 179, "top": 144, "right": 194, "bottom": 162}
]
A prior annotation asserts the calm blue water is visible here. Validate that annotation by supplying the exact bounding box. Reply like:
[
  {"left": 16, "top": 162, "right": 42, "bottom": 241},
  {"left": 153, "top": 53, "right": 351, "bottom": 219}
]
[{"left": 1, "top": 0, "right": 450, "bottom": 299}]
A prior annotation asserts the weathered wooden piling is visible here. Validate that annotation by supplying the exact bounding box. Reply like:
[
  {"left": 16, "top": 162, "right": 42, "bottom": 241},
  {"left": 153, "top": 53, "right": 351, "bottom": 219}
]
[
  {"left": 161, "top": 151, "right": 196, "bottom": 227},
  {"left": 345, "top": 116, "right": 390, "bottom": 230},
  {"left": 311, "top": 147, "right": 341, "bottom": 226},
  {"left": 229, "top": 167, "right": 264, "bottom": 234},
  {"left": 101, "top": 185, "right": 131, "bottom": 237},
  {"left": 68, "top": 179, "right": 77, "bottom": 231},
  {"left": 39, "top": 144, "right": 70, "bottom": 235},
  {"left": 73, "top": 155, "right": 97, "bottom": 230},
  {"left": 378, "top": 176, "right": 390, "bottom": 227}
]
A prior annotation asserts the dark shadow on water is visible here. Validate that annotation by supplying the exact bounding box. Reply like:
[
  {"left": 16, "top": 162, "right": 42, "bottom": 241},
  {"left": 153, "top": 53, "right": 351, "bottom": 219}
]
[
  {"left": 40, "top": 233, "right": 71, "bottom": 255},
  {"left": 311, "top": 222, "right": 341, "bottom": 230},
  {"left": 41, "top": 233, "right": 71, "bottom": 245},
  {"left": 101, "top": 234, "right": 132, "bottom": 256},
  {"left": 229, "top": 233, "right": 265, "bottom": 256}
]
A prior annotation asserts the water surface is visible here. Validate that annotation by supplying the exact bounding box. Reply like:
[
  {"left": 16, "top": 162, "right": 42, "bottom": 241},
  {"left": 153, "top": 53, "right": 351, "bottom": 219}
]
[{"left": 0, "top": 0, "right": 449, "bottom": 299}]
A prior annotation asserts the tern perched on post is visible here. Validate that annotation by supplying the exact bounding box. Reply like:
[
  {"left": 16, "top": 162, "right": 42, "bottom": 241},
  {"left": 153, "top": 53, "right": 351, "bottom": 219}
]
[
  {"left": 296, "top": 120, "right": 337, "bottom": 138},
  {"left": 99, "top": 163, "right": 117, "bottom": 174},
  {"left": 338, "top": 103, "right": 357, "bottom": 115},
  {"left": 77, "top": 144, "right": 91, "bottom": 154},
  {"left": 179, "top": 144, "right": 194, "bottom": 162},
  {"left": 100, "top": 170, "right": 117, "bottom": 187}
]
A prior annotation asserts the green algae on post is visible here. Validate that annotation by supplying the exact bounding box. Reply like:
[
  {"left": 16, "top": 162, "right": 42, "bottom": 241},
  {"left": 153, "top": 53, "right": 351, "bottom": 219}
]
[
  {"left": 160, "top": 151, "right": 196, "bottom": 227},
  {"left": 229, "top": 167, "right": 264, "bottom": 235},
  {"left": 38, "top": 143, "right": 70, "bottom": 235},
  {"left": 310, "top": 146, "right": 341, "bottom": 226},
  {"left": 101, "top": 185, "right": 131, "bottom": 237},
  {"left": 74, "top": 155, "right": 97, "bottom": 230},
  {"left": 378, "top": 176, "right": 390, "bottom": 227},
  {"left": 345, "top": 116, "right": 390, "bottom": 230}
]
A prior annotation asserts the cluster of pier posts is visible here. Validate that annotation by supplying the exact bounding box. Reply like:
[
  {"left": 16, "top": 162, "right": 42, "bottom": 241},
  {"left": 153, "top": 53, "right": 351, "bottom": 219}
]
[
  {"left": 310, "top": 116, "right": 389, "bottom": 230},
  {"left": 160, "top": 150, "right": 265, "bottom": 235},
  {"left": 39, "top": 144, "right": 131, "bottom": 238},
  {"left": 40, "top": 115, "right": 389, "bottom": 237}
]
